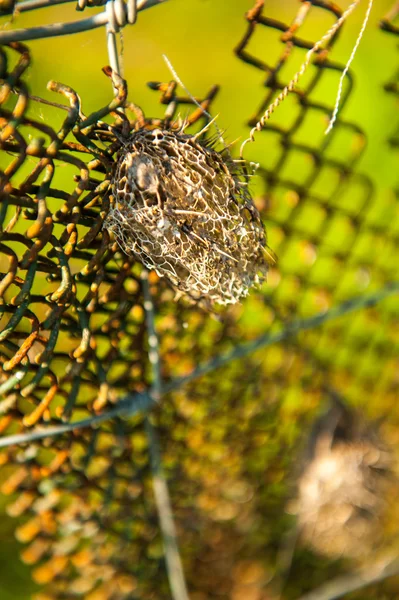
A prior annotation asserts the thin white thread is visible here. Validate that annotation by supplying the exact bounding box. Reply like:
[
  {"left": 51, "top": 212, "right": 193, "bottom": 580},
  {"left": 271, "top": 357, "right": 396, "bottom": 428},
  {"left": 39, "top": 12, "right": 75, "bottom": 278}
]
[
  {"left": 240, "top": 0, "right": 361, "bottom": 157},
  {"left": 325, "top": 0, "right": 374, "bottom": 134},
  {"left": 162, "top": 54, "right": 230, "bottom": 153}
]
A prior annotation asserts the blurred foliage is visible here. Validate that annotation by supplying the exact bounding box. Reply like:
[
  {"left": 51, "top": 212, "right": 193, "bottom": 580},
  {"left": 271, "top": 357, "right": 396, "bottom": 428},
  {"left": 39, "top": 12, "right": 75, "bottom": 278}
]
[{"left": 0, "top": 1, "right": 398, "bottom": 599}]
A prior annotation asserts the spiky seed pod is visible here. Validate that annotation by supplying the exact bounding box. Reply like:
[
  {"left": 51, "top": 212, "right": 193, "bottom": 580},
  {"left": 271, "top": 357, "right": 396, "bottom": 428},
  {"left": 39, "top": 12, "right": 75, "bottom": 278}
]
[
  {"left": 293, "top": 400, "right": 394, "bottom": 560},
  {"left": 104, "top": 128, "right": 270, "bottom": 305}
]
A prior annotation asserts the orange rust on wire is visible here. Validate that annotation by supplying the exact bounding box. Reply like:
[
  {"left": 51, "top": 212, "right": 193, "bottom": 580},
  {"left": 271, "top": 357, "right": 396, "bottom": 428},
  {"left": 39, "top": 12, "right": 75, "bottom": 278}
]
[
  {"left": 0, "top": 244, "right": 18, "bottom": 298},
  {"left": 92, "top": 381, "right": 110, "bottom": 411},
  {"left": 0, "top": 42, "right": 30, "bottom": 105},
  {"left": 21, "top": 538, "right": 51, "bottom": 566},
  {"left": 1, "top": 301, "right": 39, "bottom": 355},
  {"left": 62, "top": 223, "right": 78, "bottom": 257},
  {"left": 78, "top": 228, "right": 111, "bottom": 278},
  {"left": 0, "top": 81, "right": 29, "bottom": 142},
  {"left": 281, "top": 2, "right": 312, "bottom": 41},
  {"left": 16, "top": 517, "right": 42, "bottom": 544},
  {"left": 381, "top": 0, "right": 399, "bottom": 33},
  {"left": 48, "top": 236, "right": 74, "bottom": 304},
  {"left": 3, "top": 329, "right": 39, "bottom": 371},
  {"left": 0, "top": 414, "right": 13, "bottom": 434},
  {"left": 22, "top": 383, "right": 58, "bottom": 427},
  {"left": 7, "top": 491, "right": 35, "bottom": 518},
  {"left": 46, "top": 449, "right": 69, "bottom": 475},
  {"left": 1, "top": 466, "right": 29, "bottom": 495},
  {"left": 246, "top": 0, "right": 265, "bottom": 22}
]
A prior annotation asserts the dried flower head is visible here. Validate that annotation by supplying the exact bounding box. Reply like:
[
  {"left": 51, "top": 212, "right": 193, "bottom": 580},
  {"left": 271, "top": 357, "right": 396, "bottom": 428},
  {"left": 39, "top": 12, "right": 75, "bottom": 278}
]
[
  {"left": 293, "top": 399, "right": 394, "bottom": 560},
  {"left": 104, "top": 127, "right": 270, "bottom": 305}
]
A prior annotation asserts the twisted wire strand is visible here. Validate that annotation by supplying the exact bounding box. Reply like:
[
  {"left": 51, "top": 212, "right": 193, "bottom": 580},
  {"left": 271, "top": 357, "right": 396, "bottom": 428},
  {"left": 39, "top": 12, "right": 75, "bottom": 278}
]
[
  {"left": 325, "top": 0, "right": 374, "bottom": 134},
  {"left": 240, "top": 0, "right": 361, "bottom": 157}
]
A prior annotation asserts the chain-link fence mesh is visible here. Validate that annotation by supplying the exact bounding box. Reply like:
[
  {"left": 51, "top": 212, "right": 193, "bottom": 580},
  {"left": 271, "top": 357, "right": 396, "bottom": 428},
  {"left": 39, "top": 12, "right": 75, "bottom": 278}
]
[{"left": 0, "top": 1, "right": 399, "bottom": 599}]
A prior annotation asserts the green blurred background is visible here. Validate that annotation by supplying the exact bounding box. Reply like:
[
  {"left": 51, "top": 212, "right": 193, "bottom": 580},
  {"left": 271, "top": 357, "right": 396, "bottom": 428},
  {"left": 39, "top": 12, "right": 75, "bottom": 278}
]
[{"left": 0, "top": 0, "right": 398, "bottom": 598}]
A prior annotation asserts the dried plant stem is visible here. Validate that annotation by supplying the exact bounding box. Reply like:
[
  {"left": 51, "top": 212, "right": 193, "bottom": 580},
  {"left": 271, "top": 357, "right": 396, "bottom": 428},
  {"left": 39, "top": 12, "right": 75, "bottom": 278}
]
[
  {"left": 163, "top": 54, "right": 228, "bottom": 151},
  {"left": 240, "top": 0, "right": 361, "bottom": 157},
  {"left": 297, "top": 555, "right": 399, "bottom": 600},
  {"left": 145, "top": 418, "right": 190, "bottom": 600},
  {"left": 272, "top": 526, "right": 300, "bottom": 600},
  {"left": 141, "top": 270, "right": 189, "bottom": 600}
]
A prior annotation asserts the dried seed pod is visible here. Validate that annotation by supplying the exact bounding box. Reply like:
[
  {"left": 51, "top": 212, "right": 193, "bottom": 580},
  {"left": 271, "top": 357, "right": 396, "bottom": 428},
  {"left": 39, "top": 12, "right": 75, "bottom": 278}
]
[
  {"left": 293, "top": 399, "right": 394, "bottom": 560},
  {"left": 104, "top": 128, "right": 270, "bottom": 305}
]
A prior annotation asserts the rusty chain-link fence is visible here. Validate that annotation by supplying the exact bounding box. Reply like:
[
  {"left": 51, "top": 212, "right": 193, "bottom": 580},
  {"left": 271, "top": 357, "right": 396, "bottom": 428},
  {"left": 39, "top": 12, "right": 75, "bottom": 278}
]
[{"left": 0, "top": 1, "right": 399, "bottom": 599}]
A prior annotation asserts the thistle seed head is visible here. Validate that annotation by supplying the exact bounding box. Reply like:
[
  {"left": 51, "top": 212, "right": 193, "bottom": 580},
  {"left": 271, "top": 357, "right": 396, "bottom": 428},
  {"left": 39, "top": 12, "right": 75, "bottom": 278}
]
[{"left": 104, "top": 128, "right": 270, "bottom": 305}]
